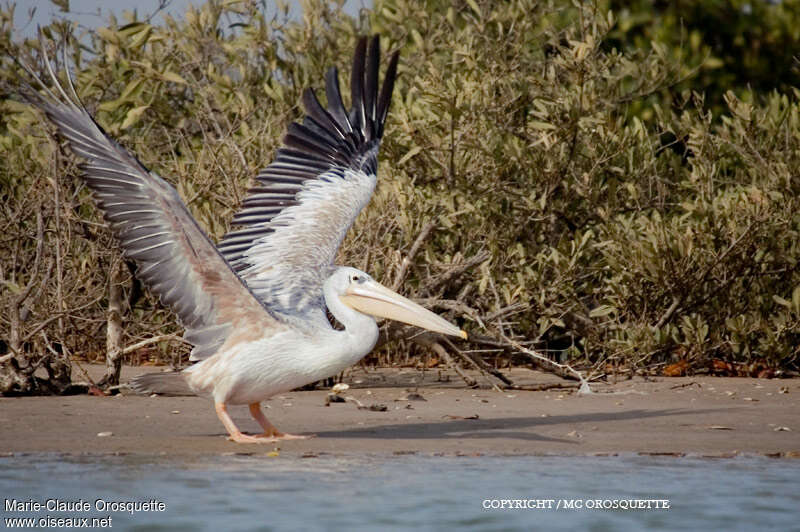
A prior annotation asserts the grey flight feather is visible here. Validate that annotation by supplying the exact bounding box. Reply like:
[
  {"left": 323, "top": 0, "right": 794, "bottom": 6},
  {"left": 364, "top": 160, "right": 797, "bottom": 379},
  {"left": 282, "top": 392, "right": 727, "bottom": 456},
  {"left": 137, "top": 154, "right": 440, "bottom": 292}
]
[
  {"left": 128, "top": 371, "right": 194, "bottom": 396},
  {"left": 217, "top": 35, "right": 400, "bottom": 325},
  {"left": 17, "top": 40, "right": 283, "bottom": 362}
]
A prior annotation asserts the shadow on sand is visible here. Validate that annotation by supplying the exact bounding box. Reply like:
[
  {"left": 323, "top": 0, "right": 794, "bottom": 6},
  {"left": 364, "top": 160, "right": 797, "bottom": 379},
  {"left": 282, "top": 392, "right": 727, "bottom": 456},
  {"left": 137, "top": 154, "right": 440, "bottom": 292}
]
[{"left": 312, "top": 408, "right": 723, "bottom": 444}]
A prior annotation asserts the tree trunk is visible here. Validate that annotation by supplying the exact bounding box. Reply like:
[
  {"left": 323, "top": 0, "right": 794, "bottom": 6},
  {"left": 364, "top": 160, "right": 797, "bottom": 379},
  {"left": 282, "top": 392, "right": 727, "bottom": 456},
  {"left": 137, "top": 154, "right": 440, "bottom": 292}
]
[{"left": 100, "top": 262, "right": 124, "bottom": 387}]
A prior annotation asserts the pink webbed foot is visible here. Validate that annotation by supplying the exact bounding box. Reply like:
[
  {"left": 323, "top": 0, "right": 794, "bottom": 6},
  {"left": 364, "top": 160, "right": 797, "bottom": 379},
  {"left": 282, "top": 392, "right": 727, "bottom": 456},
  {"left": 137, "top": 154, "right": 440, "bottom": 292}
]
[
  {"left": 248, "top": 402, "right": 314, "bottom": 441},
  {"left": 254, "top": 432, "right": 315, "bottom": 441},
  {"left": 226, "top": 432, "right": 275, "bottom": 444},
  {"left": 214, "top": 402, "right": 314, "bottom": 443}
]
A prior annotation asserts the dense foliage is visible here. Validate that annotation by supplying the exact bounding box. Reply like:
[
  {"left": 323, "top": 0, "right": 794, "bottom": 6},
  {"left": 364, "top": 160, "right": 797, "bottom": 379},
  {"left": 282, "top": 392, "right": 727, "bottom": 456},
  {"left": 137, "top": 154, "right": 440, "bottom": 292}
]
[
  {"left": 1, "top": 0, "right": 798, "bottom": 392},
  {"left": 606, "top": 0, "right": 800, "bottom": 115}
]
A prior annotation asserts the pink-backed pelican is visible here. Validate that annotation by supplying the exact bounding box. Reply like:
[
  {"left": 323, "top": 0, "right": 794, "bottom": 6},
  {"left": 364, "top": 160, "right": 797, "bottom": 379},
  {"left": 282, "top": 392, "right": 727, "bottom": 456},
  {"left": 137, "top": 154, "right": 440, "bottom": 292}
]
[{"left": 22, "top": 36, "right": 466, "bottom": 443}]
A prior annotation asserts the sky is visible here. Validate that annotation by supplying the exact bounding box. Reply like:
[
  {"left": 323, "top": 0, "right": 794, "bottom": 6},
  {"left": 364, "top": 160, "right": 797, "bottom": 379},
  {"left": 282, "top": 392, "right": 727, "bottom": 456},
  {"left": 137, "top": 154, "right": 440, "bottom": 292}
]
[
  {"left": 11, "top": 0, "right": 369, "bottom": 38},
  {"left": 14, "top": 0, "right": 209, "bottom": 37}
]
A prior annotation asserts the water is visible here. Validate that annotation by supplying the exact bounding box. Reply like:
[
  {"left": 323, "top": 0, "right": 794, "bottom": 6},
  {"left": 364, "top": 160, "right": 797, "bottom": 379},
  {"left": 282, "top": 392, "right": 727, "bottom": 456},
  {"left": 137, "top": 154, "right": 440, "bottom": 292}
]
[{"left": 1, "top": 454, "right": 798, "bottom": 531}]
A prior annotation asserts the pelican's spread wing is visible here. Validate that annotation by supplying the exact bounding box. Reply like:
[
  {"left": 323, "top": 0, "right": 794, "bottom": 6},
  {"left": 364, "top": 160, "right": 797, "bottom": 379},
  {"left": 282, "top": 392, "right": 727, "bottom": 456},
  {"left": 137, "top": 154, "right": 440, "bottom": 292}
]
[
  {"left": 21, "top": 48, "right": 282, "bottom": 362},
  {"left": 218, "top": 36, "right": 399, "bottom": 322}
]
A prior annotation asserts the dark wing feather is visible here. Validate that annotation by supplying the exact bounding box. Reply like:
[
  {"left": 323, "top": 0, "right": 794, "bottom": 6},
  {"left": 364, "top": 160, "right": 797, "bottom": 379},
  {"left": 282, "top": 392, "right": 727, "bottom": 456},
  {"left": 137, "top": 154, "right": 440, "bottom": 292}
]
[
  {"left": 348, "top": 37, "right": 368, "bottom": 141},
  {"left": 19, "top": 43, "right": 283, "bottom": 361},
  {"left": 325, "top": 66, "right": 353, "bottom": 134},
  {"left": 217, "top": 35, "right": 400, "bottom": 322},
  {"left": 376, "top": 51, "right": 399, "bottom": 138}
]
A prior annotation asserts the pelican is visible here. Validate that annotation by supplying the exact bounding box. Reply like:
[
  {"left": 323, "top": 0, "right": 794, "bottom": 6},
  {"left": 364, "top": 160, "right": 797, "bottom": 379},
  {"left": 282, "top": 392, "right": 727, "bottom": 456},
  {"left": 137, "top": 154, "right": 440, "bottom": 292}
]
[{"left": 21, "top": 35, "right": 466, "bottom": 443}]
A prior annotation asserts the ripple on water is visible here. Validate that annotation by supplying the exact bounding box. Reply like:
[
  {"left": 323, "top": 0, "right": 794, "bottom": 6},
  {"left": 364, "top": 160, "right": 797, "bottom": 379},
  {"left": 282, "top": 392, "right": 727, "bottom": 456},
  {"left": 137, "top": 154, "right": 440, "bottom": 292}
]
[{"left": 0, "top": 454, "right": 798, "bottom": 531}]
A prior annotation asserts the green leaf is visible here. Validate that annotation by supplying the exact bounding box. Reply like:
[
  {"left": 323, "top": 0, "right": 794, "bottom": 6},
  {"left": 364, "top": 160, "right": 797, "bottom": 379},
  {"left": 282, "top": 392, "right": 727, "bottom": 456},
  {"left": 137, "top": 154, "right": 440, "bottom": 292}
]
[
  {"left": 130, "top": 25, "right": 153, "bottom": 50},
  {"left": 589, "top": 305, "right": 616, "bottom": 318},
  {"left": 120, "top": 78, "right": 145, "bottom": 102},
  {"left": 1, "top": 280, "right": 21, "bottom": 295},
  {"left": 97, "top": 98, "right": 122, "bottom": 113},
  {"left": 466, "top": 0, "right": 481, "bottom": 18},
  {"left": 160, "top": 71, "right": 188, "bottom": 84},
  {"left": 96, "top": 27, "right": 120, "bottom": 45},
  {"left": 772, "top": 295, "right": 791, "bottom": 308},
  {"left": 120, "top": 105, "right": 149, "bottom": 129},
  {"left": 529, "top": 120, "right": 556, "bottom": 131},
  {"left": 51, "top": 0, "right": 69, "bottom": 12},
  {"left": 397, "top": 145, "right": 422, "bottom": 166},
  {"left": 118, "top": 22, "right": 149, "bottom": 37}
]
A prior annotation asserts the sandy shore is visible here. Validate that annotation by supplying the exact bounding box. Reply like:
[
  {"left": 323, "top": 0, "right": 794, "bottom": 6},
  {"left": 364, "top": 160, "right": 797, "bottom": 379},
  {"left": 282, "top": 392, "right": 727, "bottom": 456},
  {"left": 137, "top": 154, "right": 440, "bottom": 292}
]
[{"left": 1, "top": 365, "right": 798, "bottom": 457}]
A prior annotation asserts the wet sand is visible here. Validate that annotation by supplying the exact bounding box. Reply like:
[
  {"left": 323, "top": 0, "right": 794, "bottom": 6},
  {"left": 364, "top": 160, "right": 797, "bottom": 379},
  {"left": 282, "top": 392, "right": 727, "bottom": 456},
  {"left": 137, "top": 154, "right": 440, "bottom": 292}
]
[{"left": 1, "top": 365, "right": 798, "bottom": 457}]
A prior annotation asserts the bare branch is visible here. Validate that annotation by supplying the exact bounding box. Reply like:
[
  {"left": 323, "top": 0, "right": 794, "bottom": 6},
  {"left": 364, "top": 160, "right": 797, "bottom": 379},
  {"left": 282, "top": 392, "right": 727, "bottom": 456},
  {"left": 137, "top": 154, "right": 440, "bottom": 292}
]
[
  {"left": 21, "top": 294, "right": 105, "bottom": 344},
  {"left": 423, "top": 250, "right": 490, "bottom": 293},
  {"left": 497, "top": 331, "right": 592, "bottom": 394},
  {"left": 121, "top": 334, "right": 188, "bottom": 355},
  {"left": 440, "top": 337, "right": 505, "bottom": 391},
  {"left": 483, "top": 302, "right": 528, "bottom": 323},
  {"left": 415, "top": 336, "right": 477, "bottom": 388},
  {"left": 14, "top": 209, "right": 44, "bottom": 307},
  {"left": 654, "top": 296, "right": 680, "bottom": 329},
  {"left": 392, "top": 221, "right": 435, "bottom": 291}
]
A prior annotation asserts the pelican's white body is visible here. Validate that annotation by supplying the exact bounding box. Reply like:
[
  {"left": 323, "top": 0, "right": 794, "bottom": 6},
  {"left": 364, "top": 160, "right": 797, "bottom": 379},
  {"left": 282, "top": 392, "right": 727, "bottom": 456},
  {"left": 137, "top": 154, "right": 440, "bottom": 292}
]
[
  {"left": 184, "top": 322, "right": 379, "bottom": 405},
  {"left": 184, "top": 268, "right": 380, "bottom": 405}
]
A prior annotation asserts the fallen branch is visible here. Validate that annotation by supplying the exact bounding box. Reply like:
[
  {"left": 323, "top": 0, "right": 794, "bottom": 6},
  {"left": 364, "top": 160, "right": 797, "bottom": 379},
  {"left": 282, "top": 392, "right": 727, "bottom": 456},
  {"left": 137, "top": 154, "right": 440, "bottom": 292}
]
[
  {"left": 441, "top": 336, "right": 511, "bottom": 389},
  {"left": 426, "top": 341, "right": 478, "bottom": 388},
  {"left": 509, "top": 382, "right": 581, "bottom": 391},
  {"left": 496, "top": 332, "right": 592, "bottom": 394},
  {"left": 407, "top": 331, "right": 478, "bottom": 387}
]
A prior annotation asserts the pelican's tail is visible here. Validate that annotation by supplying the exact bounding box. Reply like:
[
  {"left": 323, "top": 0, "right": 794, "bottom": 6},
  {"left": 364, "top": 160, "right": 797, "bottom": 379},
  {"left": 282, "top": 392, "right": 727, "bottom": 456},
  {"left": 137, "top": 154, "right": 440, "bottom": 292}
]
[{"left": 128, "top": 371, "right": 195, "bottom": 396}]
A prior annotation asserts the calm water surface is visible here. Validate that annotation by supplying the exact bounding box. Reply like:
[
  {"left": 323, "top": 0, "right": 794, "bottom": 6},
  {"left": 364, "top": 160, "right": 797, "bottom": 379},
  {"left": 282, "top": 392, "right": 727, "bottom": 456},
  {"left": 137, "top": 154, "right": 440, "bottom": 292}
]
[{"left": 1, "top": 454, "right": 798, "bottom": 531}]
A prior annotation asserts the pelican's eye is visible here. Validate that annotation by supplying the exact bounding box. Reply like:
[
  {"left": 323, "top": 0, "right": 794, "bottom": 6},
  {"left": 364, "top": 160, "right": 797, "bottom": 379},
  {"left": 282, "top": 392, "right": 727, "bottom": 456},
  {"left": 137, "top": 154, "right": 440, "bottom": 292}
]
[{"left": 351, "top": 275, "right": 360, "bottom": 282}]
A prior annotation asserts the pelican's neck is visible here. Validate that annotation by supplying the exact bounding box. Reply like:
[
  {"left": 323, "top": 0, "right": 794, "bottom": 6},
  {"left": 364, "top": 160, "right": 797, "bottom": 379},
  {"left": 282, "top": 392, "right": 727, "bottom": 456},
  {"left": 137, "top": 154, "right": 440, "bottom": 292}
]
[{"left": 322, "top": 281, "right": 380, "bottom": 364}]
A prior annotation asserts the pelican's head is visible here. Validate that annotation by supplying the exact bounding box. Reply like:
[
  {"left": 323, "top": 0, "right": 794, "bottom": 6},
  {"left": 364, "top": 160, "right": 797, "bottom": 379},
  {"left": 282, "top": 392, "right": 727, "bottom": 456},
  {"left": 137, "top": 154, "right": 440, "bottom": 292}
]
[{"left": 327, "top": 267, "right": 467, "bottom": 339}]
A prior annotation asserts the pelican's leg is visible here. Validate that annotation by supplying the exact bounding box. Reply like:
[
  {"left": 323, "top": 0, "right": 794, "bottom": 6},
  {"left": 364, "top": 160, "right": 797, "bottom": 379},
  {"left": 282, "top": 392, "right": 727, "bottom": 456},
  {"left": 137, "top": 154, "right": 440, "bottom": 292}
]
[
  {"left": 249, "top": 403, "right": 311, "bottom": 441},
  {"left": 215, "top": 402, "right": 269, "bottom": 444}
]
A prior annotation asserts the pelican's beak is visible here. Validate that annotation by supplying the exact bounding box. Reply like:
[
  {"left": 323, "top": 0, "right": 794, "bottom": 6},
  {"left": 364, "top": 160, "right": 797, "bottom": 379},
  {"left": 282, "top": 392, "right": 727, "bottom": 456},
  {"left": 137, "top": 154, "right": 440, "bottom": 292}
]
[{"left": 340, "top": 279, "right": 468, "bottom": 339}]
